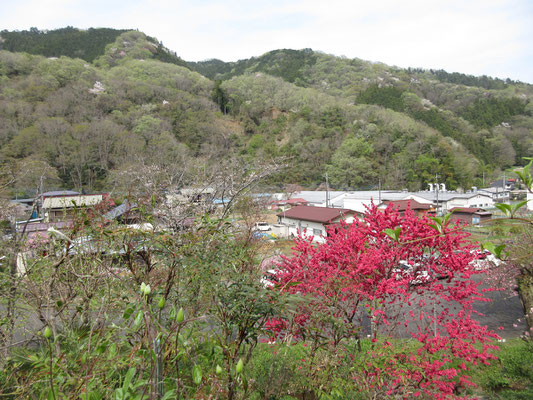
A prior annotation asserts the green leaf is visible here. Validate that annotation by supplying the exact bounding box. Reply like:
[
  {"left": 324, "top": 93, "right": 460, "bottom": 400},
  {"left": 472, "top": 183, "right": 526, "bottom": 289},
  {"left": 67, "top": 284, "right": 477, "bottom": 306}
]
[
  {"left": 443, "top": 210, "right": 455, "bottom": 225},
  {"left": 428, "top": 223, "right": 442, "bottom": 233},
  {"left": 192, "top": 365, "right": 202, "bottom": 385},
  {"left": 482, "top": 242, "right": 506, "bottom": 259},
  {"left": 123, "top": 306, "right": 135, "bottom": 320},
  {"left": 429, "top": 216, "right": 443, "bottom": 224},
  {"left": 494, "top": 244, "right": 506, "bottom": 259},
  {"left": 161, "top": 390, "right": 176, "bottom": 400},
  {"left": 512, "top": 200, "right": 529, "bottom": 214},
  {"left": 383, "top": 228, "right": 400, "bottom": 241},
  {"left": 108, "top": 343, "right": 117, "bottom": 359},
  {"left": 236, "top": 358, "right": 244, "bottom": 374},
  {"left": 428, "top": 216, "right": 443, "bottom": 233},
  {"left": 114, "top": 388, "right": 124, "bottom": 400},
  {"left": 122, "top": 367, "right": 136, "bottom": 393},
  {"left": 495, "top": 203, "right": 512, "bottom": 216},
  {"left": 283, "top": 281, "right": 301, "bottom": 288},
  {"left": 482, "top": 242, "right": 496, "bottom": 254},
  {"left": 134, "top": 311, "right": 143, "bottom": 328}
]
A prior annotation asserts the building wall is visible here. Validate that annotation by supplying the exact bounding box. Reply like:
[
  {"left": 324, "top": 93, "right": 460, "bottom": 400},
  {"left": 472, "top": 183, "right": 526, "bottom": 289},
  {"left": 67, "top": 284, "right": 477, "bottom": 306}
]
[
  {"left": 343, "top": 198, "right": 378, "bottom": 213},
  {"left": 450, "top": 212, "right": 491, "bottom": 225},
  {"left": 271, "top": 224, "right": 289, "bottom": 239},
  {"left": 450, "top": 213, "right": 473, "bottom": 224},
  {"left": 279, "top": 215, "right": 355, "bottom": 243},
  {"left": 445, "top": 195, "right": 493, "bottom": 211},
  {"left": 280, "top": 217, "right": 328, "bottom": 243}
]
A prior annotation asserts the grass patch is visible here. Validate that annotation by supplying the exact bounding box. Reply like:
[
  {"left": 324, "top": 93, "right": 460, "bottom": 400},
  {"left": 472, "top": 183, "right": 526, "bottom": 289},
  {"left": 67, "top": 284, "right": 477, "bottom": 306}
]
[{"left": 470, "top": 339, "right": 533, "bottom": 399}]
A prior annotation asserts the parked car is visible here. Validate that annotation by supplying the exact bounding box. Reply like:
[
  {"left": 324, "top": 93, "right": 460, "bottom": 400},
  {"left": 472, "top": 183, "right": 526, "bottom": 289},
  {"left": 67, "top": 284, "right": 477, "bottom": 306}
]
[{"left": 254, "top": 221, "right": 271, "bottom": 231}]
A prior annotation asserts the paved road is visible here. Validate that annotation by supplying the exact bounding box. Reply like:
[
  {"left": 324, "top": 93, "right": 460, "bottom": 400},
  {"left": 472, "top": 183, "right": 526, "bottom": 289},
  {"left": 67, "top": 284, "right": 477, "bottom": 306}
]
[
  {"left": 472, "top": 274, "right": 526, "bottom": 339},
  {"left": 356, "top": 274, "right": 526, "bottom": 339}
]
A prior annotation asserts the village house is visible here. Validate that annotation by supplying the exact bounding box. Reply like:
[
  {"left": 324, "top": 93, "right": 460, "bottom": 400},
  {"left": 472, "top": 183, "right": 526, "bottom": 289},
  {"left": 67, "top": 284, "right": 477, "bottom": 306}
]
[
  {"left": 478, "top": 187, "right": 510, "bottom": 203},
  {"left": 448, "top": 207, "right": 493, "bottom": 225},
  {"left": 378, "top": 199, "right": 434, "bottom": 217},
  {"left": 268, "top": 197, "right": 308, "bottom": 211},
  {"left": 277, "top": 205, "right": 357, "bottom": 242},
  {"left": 41, "top": 192, "right": 108, "bottom": 222}
]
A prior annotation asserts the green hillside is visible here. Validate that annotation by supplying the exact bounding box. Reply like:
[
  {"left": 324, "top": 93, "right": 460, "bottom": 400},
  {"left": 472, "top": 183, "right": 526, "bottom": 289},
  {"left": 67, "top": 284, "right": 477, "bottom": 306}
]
[
  {"left": 0, "top": 29, "right": 532, "bottom": 195},
  {"left": 0, "top": 27, "right": 188, "bottom": 67}
]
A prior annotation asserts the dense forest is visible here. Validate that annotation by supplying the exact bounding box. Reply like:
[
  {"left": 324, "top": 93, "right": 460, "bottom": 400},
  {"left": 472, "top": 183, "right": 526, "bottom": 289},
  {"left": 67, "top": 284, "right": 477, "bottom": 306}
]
[
  {"left": 0, "top": 28, "right": 532, "bottom": 196},
  {"left": 0, "top": 27, "right": 188, "bottom": 67}
]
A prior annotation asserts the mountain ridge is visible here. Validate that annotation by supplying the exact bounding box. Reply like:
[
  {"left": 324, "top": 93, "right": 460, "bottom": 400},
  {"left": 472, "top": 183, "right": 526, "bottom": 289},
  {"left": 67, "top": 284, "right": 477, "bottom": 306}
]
[{"left": 0, "top": 28, "right": 531, "bottom": 194}]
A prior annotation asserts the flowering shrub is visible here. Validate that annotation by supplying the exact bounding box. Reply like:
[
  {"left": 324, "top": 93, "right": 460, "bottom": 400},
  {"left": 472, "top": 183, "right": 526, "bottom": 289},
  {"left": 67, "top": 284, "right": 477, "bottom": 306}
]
[{"left": 269, "top": 205, "right": 499, "bottom": 398}]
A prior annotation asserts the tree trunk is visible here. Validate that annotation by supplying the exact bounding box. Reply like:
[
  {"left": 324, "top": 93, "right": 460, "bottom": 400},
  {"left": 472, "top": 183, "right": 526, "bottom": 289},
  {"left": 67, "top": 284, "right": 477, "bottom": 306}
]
[{"left": 518, "top": 273, "right": 533, "bottom": 338}]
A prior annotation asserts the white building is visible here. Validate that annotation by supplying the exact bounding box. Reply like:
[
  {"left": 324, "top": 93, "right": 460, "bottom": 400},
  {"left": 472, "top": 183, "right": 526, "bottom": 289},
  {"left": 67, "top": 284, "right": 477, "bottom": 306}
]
[
  {"left": 410, "top": 192, "right": 494, "bottom": 214},
  {"left": 478, "top": 187, "right": 510, "bottom": 203},
  {"left": 277, "top": 205, "right": 357, "bottom": 243},
  {"left": 291, "top": 191, "right": 350, "bottom": 207}
]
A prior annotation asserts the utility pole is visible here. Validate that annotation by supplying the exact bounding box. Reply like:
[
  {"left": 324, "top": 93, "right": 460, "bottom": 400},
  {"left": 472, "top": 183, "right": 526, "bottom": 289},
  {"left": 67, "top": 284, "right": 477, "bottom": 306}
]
[
  {"left": 435, "top": 174, "right": 439, "bottom": 216},
  {"left": 325, "top": 172, "right": 330, "bottom": 208}
]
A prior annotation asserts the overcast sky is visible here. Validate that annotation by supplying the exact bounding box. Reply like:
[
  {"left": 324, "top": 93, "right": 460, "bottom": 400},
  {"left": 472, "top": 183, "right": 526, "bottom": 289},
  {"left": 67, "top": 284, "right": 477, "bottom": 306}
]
[{"left": 1, "top": 0, "right": 532, "bottom": 83}]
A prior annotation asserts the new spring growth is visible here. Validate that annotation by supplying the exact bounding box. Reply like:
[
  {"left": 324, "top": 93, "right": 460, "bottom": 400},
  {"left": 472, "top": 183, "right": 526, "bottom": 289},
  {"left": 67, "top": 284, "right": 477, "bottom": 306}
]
[
  {"left": 140, "top": 282, "right": 151, "bottom": 296},
  {"left": 216, "top": 365, "right": 223, "bottom": 375},
  {"left": 44, "top": 326, "right": 52, "bottom": 339},
  {"left": 176, "top": 307, "right": 184, "bottom": 323},
  {"left": 157, "top": 297, "right": 165, "bottom": 309},
  {"left": 236, "top": 358, "right": 244, "bottom": 374}
]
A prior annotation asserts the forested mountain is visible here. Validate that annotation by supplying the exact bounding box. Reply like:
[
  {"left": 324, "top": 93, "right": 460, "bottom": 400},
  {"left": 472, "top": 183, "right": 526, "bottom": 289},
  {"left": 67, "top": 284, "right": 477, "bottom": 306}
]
[
  {"left": 0, "top": 27, "right": 188, "bottom": 67},
  {"left": 1, "top": 29, "right": 532, "bottom": 196}
]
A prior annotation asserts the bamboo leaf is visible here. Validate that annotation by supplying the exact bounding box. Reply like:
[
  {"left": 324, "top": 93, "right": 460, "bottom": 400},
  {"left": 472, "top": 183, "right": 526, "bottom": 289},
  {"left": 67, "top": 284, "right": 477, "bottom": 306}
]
[{"left": 122, "top": 367, "right": 136, "bottom": 393}]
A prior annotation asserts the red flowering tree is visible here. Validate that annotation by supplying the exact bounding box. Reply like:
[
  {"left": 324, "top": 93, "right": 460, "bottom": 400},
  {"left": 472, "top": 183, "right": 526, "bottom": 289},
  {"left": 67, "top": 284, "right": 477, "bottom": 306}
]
[{"left": 270, "top": 205, "right": 499, "bottom": 399}]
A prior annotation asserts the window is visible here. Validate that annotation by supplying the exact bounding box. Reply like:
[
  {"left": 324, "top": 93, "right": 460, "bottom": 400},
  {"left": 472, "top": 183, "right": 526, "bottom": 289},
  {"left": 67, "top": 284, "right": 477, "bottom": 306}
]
[{"left": 313, "top": 228, "right": 322, "bottom": 236}]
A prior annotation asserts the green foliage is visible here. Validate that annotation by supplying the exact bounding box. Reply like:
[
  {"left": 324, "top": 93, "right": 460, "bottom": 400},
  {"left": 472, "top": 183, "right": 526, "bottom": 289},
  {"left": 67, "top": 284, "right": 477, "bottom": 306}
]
[
  {"left": 495, "top": 200, "right": 529, "bottom": 218},
  {"left": 327, "top": 135, "right": 377, "bottom": 189},
  {"left": 460, "top": 97, "right": 528, "bottom": 128},
  {"left": 515, "top": 157, "right": 533, "bottom": 191},
  {"left": 356, "top": 84, "right": 406, "bottom": 111},
  {"left": 0, "top": 37, "right": 532, "bottom": 191},
  {"left": 425, "top": 68, "right": 514, "bottom": 90},
  {"left": 189, "top": 48, "right": 317, "bottom": 85},
  {"left": 472, "top": 340, "right": 533, "bottom": 398},
  {"left": 0, "top": 27, "right": 129, "bottom": 62}
]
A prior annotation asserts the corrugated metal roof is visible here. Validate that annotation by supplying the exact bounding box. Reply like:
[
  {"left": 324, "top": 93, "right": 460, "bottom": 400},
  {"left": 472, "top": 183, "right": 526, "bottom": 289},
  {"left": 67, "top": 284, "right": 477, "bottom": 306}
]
[
  {"left": 383, "top": 199, "right": 431, "bottom": 211},
  {"left": 277, "top": 205, "right": 355, "bottom": 224},
  {"left": 102, "top": 201, "right": 137, "bottom": 220},
  {"left": 292, "top": 191, "right": 349, "bottom": 205},
  {"left": 43, "top": 194, "right": 104, "bottom": 209},
  {"left": 42, "top": 190, "right": 79, "bottom": 197},
  {"left": 449, "top": 207, "right": 491, "bottom": 214},
  {"left": 16, "top": 221, "right": 72, "bottom": 233}
]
